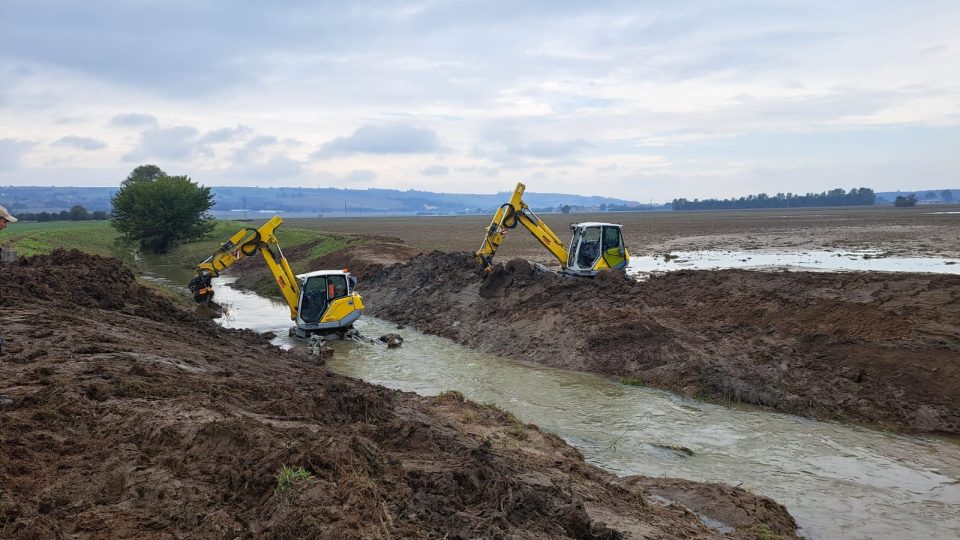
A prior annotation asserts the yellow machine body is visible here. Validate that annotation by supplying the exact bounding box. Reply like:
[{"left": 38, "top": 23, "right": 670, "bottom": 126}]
[{"left": 475, "top": 182, "right": 629, "bottom": 276}]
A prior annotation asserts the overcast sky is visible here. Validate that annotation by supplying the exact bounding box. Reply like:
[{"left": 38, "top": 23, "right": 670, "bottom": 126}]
[{"left": 1, "top": 0, "right": 958, "bottom": 201}]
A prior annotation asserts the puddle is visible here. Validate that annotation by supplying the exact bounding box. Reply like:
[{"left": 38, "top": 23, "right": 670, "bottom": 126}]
[{"left": 628, "top": 250, "right": 960, "bottom": 276}]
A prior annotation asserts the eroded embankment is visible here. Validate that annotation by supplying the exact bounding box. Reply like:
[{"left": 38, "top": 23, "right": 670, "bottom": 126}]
[
  {"left": 0, "top": 250, "right": 796, "bottom": 539},
  {"left": 364, "top": 252, "right": 960, "bottom": 434}
]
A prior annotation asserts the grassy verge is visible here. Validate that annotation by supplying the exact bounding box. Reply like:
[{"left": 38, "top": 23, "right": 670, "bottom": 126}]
[
  {"left": 0, "top": 221, "right": 134, "bottom": 263},
  {"left": 0, "top": 220, "right": 362, "bottom": 296}
]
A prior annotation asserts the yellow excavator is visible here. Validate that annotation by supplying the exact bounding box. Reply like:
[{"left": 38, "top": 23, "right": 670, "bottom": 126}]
[
  {"left": 188, "top": 215, "right": 364, "bottom": 340},
  {"left": 476, "top": 182, "right": 629, "bottom": 276}
]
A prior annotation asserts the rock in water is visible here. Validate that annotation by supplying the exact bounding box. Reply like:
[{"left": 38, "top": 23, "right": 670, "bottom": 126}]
[
  {"left": 307, "top": 335, "right": 335, "bottom": 358},
  {"left": 379, "top": 334, "right": 403, "bottom": 348}
]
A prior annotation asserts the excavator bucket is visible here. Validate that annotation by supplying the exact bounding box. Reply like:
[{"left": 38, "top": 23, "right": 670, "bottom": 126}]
[{"left": 188, "top": 272, "right": 214, "bottom": 304}]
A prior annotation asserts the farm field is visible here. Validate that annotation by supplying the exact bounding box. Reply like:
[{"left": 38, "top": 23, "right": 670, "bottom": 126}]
[{"left": 283, "top": 205, "right": 960, "bottom": 265}]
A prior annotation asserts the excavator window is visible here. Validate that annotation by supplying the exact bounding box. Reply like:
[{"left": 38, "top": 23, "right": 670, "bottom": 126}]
[
  {"left": 328, "top": 275, "right": 348, "bottom": 299},
  {"left": 602, "top": 227, "right": 621, "bottom": 251},
  {"left": 576, "top": 227, "right": 602, "bottom": 268},
  {"left": 300, "top": 276, "right": 329, "bottom": 322}
]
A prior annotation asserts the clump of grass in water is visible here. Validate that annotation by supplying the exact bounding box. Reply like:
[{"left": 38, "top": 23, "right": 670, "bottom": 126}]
[
  {"left": 437, "top": 390, "right": 465, "bottom": 403},
  {"left": 274, "top": 464, "right": 312, "bottom": 495},
  {"left": 619, "top": 377, "right": 644, "bottom": 386}
]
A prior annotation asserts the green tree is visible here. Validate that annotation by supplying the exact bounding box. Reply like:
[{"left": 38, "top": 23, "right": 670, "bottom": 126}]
[
  {"left": 893, "top": 194, "right": 917, "bottom": 208},
  {"left": 122, "top": 164, "right": 166, "bottom": 187},
  {"left": 560, "top": 204, "right": 572, "bottom": 214},
  {"left": 68, "top": 205, "right": 89, "bottom": 221},
  {"left": 111, "top": 166, "right": 215, "bottom": 253}
]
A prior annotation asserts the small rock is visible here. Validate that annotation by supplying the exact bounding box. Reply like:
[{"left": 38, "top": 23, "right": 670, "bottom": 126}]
[
  {"left": 379, "top": 334, "right": 403, "bottom": 348},
  {"left": 307, "top": 336, "right": 335, "bottom": 358},
  {"left": 261, "top": 331, "right": 277, "bottom": 340},
  {"left": 0, "top": 394, "right": 14, "bottom": 407}
]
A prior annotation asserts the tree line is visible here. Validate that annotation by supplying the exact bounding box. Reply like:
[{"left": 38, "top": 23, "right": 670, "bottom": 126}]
[
  {"left": 672, "top": 188, "right": 876, "bottom": 210},
  {"left": 14, "top": 205, "right": 108, "bottom": 222}
]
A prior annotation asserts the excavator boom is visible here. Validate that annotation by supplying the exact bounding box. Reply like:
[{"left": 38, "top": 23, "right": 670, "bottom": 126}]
[
  {"left": 476, "top": 182, "right": 630, "bottom": 276},
  {"left": 476, "top": 182, "right": 568, "bottom": 272},
  {"left": 190, "top": 215, "right": 301, "bottom": 319}
]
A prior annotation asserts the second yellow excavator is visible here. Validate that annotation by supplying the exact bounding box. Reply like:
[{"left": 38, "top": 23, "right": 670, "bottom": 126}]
[
  {"left": 476, "top": 182, "right": 629, "bottom": 276},
  {"left": 188, "top": 215, "right": 364, "bottom": 340}
]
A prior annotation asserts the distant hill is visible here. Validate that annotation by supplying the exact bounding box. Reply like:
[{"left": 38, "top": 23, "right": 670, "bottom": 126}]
[{"left": 0, "top": 185, "right": 648, "bottom": 217}]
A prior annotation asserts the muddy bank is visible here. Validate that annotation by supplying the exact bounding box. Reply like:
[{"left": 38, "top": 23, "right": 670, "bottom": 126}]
[
  {"left": 364, "top": 252, "right": 960, "bottom": 434},
  {"left": 0, "top": 250, "right": 796, "bottom": 538}
]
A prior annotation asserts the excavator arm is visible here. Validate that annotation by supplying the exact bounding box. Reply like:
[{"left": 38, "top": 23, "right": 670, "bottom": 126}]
[
  {"left": 475, "top": 182, "right": 569, "bottom": 273},
  {"left": 189, "top": 215, "right": 301, "bottom": 319}
]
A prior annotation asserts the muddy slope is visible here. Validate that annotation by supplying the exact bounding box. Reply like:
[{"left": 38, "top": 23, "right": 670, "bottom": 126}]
[
  {"left": 0, "top": 250, "right": 796, "bottom": 539},
  {"left": 364, "top": 252, "right": 960, "bottom": 434}
]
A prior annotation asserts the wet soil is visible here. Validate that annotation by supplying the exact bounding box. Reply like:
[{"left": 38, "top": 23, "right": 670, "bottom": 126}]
[
  {"left": 364, "top": 252, "right": 960, "bottom": 434},
  {"left": 0, "top": 250, "right": 796, "bottom": 538}
]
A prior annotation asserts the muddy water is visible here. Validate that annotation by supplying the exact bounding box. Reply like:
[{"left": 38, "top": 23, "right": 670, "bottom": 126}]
[
  {"left": 628, "top": 249, "right": 960, "bottom": 275},
  {"left": 142, "top": 265, "right": 960, "bottom": 539}
]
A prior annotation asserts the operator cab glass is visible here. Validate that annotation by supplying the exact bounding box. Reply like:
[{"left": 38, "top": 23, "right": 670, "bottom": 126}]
[
  {"left": 575, "top": 227, "right": 603, "bottom": 269},
  {"left": 568, "top": 223, "right": 626, "bottom": 273},
  {"left": 298, "top": 274, "right": 349, "bottom": 323}
]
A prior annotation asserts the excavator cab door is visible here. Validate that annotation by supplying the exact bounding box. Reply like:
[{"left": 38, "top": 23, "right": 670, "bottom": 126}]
[
  {"left": 297, "top": 275, "right": 329, "bottom": 324},
  {"left": 567, "top": 225, "right": 602, "bottom": 275},
  {"left": 566, "top": 224, "right": 627, "bottom": 275}
]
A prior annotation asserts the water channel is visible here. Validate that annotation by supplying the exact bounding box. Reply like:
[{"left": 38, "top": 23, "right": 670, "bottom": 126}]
[{"left": 143, "top": 258, "right": 960, "bottom": 540}]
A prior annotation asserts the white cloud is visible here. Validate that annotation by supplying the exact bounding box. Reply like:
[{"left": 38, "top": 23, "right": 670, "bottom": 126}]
[
  {"left": 110, "top": 113, "right": 158, "bottom": 128},
  {"left": 53, "top": 135, "right": 106, "bottom": 151},
  {"left": 0, "top": 139, "right": 36, "bottom": 170},
  {"left": 312, "top": 124, "right": 440, "bottom": 159},
  {"left": 0, "top": 1, "right": 957, "bottom": 199}
]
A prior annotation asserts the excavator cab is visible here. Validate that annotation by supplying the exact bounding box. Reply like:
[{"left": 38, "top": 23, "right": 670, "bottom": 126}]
[
  {"left": 292, "top": 270, "right": 363, "bottom": 339},
  {"left": 476, "top": 182, "right": 631, "bottom": 277},
  {"left": 566, "top": 223, "right": 628, "bottom": 276}
]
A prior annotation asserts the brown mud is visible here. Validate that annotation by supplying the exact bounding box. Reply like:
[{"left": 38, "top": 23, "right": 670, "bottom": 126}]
[
  {"left": 363, "top": 252, "right": 960, "bottom": 434},
  {"left": 0, "top": 250, "right": 796, "bottom": 538}
]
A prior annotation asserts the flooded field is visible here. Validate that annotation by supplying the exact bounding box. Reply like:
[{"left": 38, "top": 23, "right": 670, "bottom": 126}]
[
  {"left": 628, "top": 249, "right": 960, "bottom": 275},
  {"left": 198, "top": 275, "right": 960, "bottom": 540}
]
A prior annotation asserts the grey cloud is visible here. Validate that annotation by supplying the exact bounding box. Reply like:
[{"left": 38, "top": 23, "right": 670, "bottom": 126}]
[
  {"left": 508, "top": 139, "right": 589, "bottom": 158},
  {"left": 111, "top": 113, "right": 158, "bottom": 128},
  {"left": 231, "top": 135, "right": 279, "bottom": 163},
  {"left": 455, "top": 166, "right": 499, "bottom": 177},
  {"left": 123, "top": 126, "right": 203, "bottom": 161},
  {"left": 201, "top": 125, "right": 252, "bottom": 144},
  {"left": 312, "top": 124, "right": 439, "bottom": 159},
  {"left": 0, "top": 139, "right": 36, "bottom": 170},
  {"left": 241, "top": 156, "right": 303, "bottom": 180},
  {"left": 345, "top": 169, "right": 377, "bottom": 183},
  {"left": 420, "top": 165, "right": 449, "bottom": 176},
  {"left": 54, "top": 135, "right": 106, "bottom": 150}
]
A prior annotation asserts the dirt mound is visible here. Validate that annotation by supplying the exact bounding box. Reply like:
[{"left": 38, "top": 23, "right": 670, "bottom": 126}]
[
  {"left": 0, "top": 249, "right": 208, "bottom": 325},
  {"left": 364, "top": 252, "right": 960, "bottom": 434},
  {"left": 0, "top": 252, "right": 796, "bottom": 538}
]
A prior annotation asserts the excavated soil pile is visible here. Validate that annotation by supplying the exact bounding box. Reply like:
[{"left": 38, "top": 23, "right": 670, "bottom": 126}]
[
  {"left": 365, "top": 252, "right": 960, "bottom": 434},
  {"left": 0, "top": 250, "right": 796, "bottom": 538}
]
